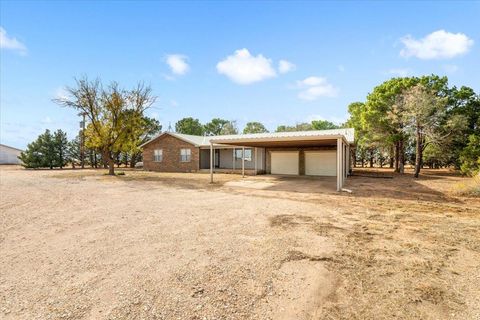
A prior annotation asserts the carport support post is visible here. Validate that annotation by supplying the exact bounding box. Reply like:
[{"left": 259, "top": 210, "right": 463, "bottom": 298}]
[
  {"left": 346, "top": 144, "right": 350, "bottom": 176},
  {"left": 254, "top": 147, "right": 257, "bottom": 175},
  {"left": 242, "top": 147, "right": 245, "bottom": 178},
  {"left": 337, "top": 138, "right": 343, "bottom": 191},
  {"left": 210, "top": 142, "right": 214, "bottom": 183}
]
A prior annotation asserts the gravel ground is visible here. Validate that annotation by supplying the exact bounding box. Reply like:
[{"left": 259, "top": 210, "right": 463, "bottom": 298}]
[{"left": 0, "top": 166, "right": 479, "bottom": 319}]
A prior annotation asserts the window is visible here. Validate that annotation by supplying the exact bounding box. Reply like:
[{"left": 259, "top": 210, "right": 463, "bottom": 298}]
[
  {"left": 235, "top": 149, "right": 242, "bottom": 160},
  {"left": 153, "top": 149, "right": 163, "bottom": 162},
  {"left": 180, "top": 148, "right": 191, "bottom": 162},
  {"left": 235, "top": 148, "right": 252, "bottom": 161},
  {"left": 244, "top": 149, "right": 252, "bottom": 161}
]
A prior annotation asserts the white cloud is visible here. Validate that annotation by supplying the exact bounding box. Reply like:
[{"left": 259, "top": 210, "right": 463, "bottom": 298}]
[
  {"left": 165, "top": 54, "right": 189, "bottom": 75},
  {"left": 41, "top": 116, "right": 52, "bottom": 124},
  {"left": 216, "top": 48, "right": 276, "bottom": 84},
  {"left": 298, "top": 76, "right": 325, "bottom": 86},
  {"left": 0, "top": 27, "right": 27, "bottom": 55},
  {"left": 399, "top": 30, "right": 473, "bottom": 59},
  {"left": 53, "top": 87, "right": 69, "bottom": 100},
  {"left": 297, "top": 76, "right": 338, "bottom": 101},
  {"left": 387, "top": 68, "right": 412, "bottom": 77},
  {"left": 278, "top": 59, "right": 296, "bottom": 74}
]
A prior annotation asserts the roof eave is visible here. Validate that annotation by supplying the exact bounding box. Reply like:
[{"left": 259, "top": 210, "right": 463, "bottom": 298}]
[{"left": 210, "top": 134, "right": 352, "bottom": 145}]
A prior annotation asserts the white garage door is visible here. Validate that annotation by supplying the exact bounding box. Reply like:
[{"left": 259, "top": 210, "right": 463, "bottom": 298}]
[
  {"left": 271, "top": 151, "right": 299, "bottom": 175},
  {"left": 305, "top": 151, "right": 337, "bottom": 176}
]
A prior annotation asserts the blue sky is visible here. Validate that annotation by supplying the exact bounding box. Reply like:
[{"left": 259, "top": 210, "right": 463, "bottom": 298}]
[{"left": 1, "top": 1, "right": 479, "bottom": 149}]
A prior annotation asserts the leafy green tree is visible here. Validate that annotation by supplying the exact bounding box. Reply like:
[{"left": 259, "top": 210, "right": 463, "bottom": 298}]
[
  {"left": 447, "top": 86, "right": 480, "bottom": 167},
  {"left": 203, "top": 118, "right": 238, "bottom": 135},
  {"left": 220, "top": 120, "right": 238, "bottom": 135},
  {"left": 68, "top": 135, "right": 81, "bottom": 168},
  {"left": 243, "top": 121, "right": 269, "bottom": 134},
  {"left": 55, "top": 77, "right": 156, "bottom": 175},
  {"left": 276, "top": 122, "right": 313, "bottom": 132},
  {"left": 460, "top": 134, "right": 480, "bottom": 176},
  {"left": 35, "top": 130, "right": 57, "bottom": 169},
  {"left": 175, "top": 117, "right": 204, "bottom": 135},
  {"left": 402, "top": 84, "right": 469, "bottom": 177},
  {"left": 19, "top": 137, "right": 43, "bottom": 168},
  {"left": 362, "top": 75, "right": 450, "bottom": 173},
  {"left": 19, "top": 129, "right": 59, "bottom": 169},
  {"left": 53, "top": 129, "right": 69, "bottom": 169},
  {"left": 129, "top": 116, "right": 161, "bottom": 167},
  {"left": 204, "top": 118, "right": 228, "bottom": 136},
  {"left": 311, "top": 120, "right": 338, "bottom": 130}
]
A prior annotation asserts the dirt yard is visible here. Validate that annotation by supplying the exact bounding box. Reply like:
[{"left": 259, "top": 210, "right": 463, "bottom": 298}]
[{"left": 0, "top": 166, "right": 479, "bottom": 319}]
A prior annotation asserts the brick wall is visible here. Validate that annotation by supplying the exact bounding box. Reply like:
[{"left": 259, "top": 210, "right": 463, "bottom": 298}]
[
  {"left": 143, "top": 134, "right": 200, "bottom": 172},
  {"left": 265, "top": 146, "right": 336, "bottom": 175}
]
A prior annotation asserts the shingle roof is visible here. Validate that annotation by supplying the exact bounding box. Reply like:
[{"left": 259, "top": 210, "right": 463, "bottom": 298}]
[{"left": 141, "top": 128, "right": 354, "bottom": 148}]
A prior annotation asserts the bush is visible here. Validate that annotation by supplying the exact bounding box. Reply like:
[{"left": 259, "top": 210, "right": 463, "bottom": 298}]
[{"left": 460, "top": 134, "right": 480, "bottom": 176}]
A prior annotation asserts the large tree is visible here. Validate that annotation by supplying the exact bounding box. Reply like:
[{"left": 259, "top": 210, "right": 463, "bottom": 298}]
[
  {"left": 243, "top": 121, "right": 269, "bottom": 134},
  {"left": 401, "top": 84, "right": 447, "bottom": 177},
  {"left": 362, "top": 75, "right": 450, "bottom": 173},
  {"left": 175, "top": 117, "right": 204, "bottom": 135},
  {"left": 276, "top": 122, "right": 313, "bottom": 132},
  {"left": 128, "top": 116, "right": 161, "bottom": 167},
  {"left": 460, "top": 134, "right": 480, "bottom": 176},
  {"left": 204, "top": 118, "right": 238, "bottom": 135},
  {"left": 19, "top": 129, "right": 70, "bottom": 169},
  {"left": 55, "top": 77, "right": 156, "bottom": 175},
  {"left": 53, "top": 129, "right": 69, "bottom": 169},
  {"left": 311, "top": 120, "right": 339, "bottom": 130}
]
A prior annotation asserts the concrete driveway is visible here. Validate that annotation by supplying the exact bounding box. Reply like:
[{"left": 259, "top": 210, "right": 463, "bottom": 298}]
[{"left": 224, "top": 174, "right": 337, "bottom": 193}]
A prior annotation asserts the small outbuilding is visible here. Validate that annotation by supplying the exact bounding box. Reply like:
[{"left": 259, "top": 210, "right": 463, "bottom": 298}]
[{"left": 0, "top": 144, "right": 23, "bottom": 165}]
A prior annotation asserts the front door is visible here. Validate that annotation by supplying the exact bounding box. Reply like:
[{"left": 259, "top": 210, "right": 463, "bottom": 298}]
[{"left": 214, "top": 149, "right": 220, "bottom": 168}]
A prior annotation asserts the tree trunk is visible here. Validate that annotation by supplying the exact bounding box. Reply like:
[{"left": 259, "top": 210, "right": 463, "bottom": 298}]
[
  {"left": 352, "top": 148, "right": 357, "bottom": 168},
  {"left": 414, "top": 128, "right": 423, "bottom": 178},
  {"left": 369, "top": 149, "right": 374, "bottom": 168},
  {"left": 130, "top": 152, "right": 138, "bottom": 168},
  {"left": 394, "top": 142, "right": 399, "bottom": 172},
  {"left": 398, "top": 140, "right": 404, "bottom": 174},
  {"left": 104, "top": 150, "right": 115, "bottom": 175},
  {"left": 389, "top": 145, "right": 394, "bottom": 168}
]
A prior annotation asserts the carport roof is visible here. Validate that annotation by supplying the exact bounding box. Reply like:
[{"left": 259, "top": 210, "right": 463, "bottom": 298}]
[{"left": 209, "top": 128, "right": 354, "bottom": 147}]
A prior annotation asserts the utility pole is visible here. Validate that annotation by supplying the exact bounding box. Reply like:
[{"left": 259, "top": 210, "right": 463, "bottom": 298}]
[{"left": 78, "top": 112, "right": 87, "bottom": 169}]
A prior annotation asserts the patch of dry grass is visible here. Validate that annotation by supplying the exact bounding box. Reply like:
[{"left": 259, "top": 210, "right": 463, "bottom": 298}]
[{"left": 452, "top": 174, "right": 480, "bottom": 197}]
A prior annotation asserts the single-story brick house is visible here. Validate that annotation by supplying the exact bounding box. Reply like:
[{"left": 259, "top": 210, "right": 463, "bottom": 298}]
[{"left": 141, "top": 128, "right": 354, "bottom": 191}]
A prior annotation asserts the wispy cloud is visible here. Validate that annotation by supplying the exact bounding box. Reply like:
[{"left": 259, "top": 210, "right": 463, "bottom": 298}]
[
  {"left": 53, "top": 87, "right": 69, "bottom": 100},
  {"left": 387, "top": 68, "right": 413, "bottom": 77},
  {"left": 399, "top": 30, "right": 473, "bottom": 60},
  {"left": 296, "top": 76, "right": 338, "bottom": 101},
  {"left": 216, "top": 48, "right": 276, "bottom": 85},
  {"left": 0, "top": 27, "right": 27, "bottom": 55},
  {"left": 165, "top": 54, "right": 189, "bottom": 76},
  {"left": 278, "top": 59, "right": 296, "bottom": 74}
]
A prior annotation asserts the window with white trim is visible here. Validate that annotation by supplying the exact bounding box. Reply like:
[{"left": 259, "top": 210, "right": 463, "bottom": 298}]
[
  {"left": 153, "top": 149, "right": 163, "bottom": 162},
  {"left": 235, "top": 148, "right": 252, "bottom": 161},
  {"left": 244, "top": 149, "right": 252, "bottom": 161},
  {"left": 180, "top": 148, "right": 191, "bottom": 162}
]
